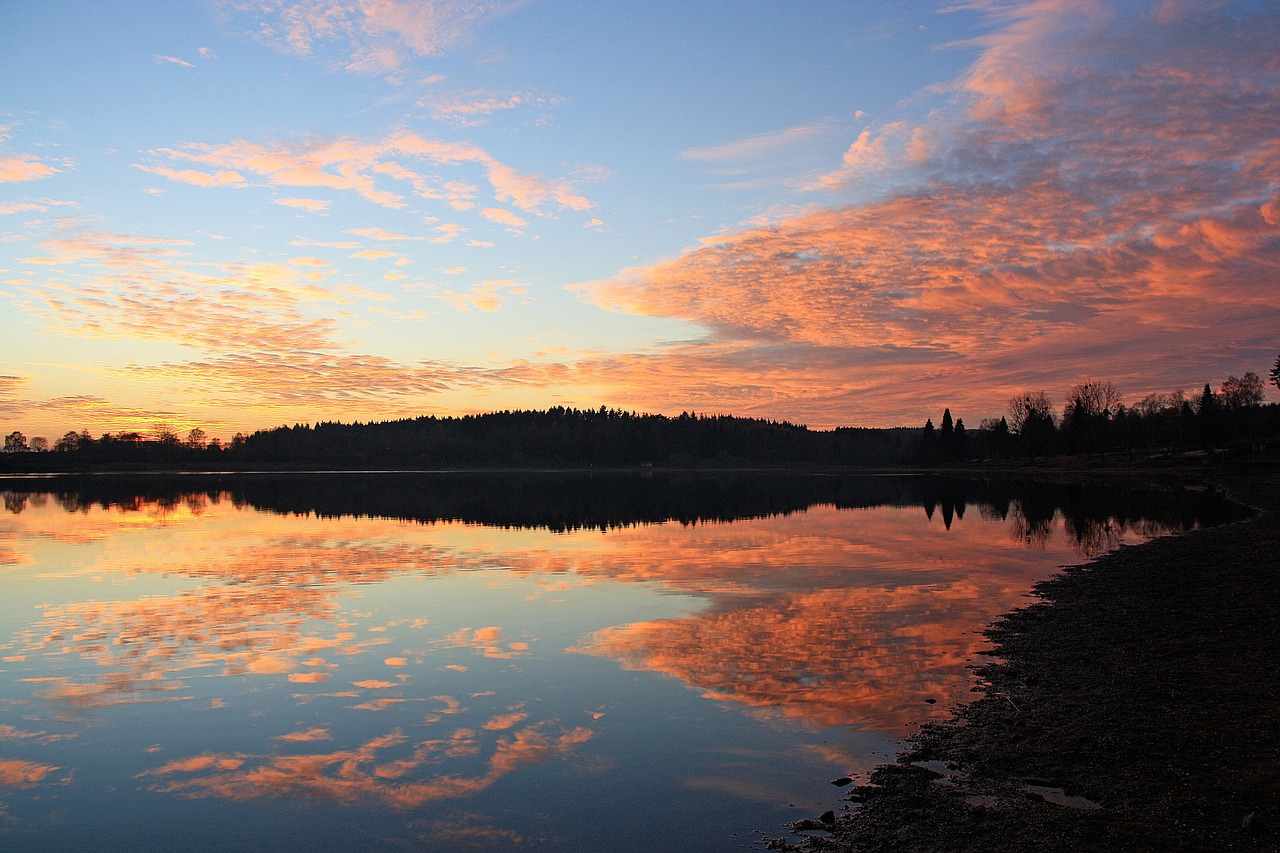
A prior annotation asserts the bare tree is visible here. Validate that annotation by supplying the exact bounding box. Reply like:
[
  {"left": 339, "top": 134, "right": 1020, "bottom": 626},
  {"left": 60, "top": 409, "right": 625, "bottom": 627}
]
[
  {"left": 1007, "top": 391, "right": 1055, "bottom": 435},
  {"left": 1008, "top": 391, "right": 1056, "bottom": 458},
  {"left": 1221, "top": 372, "right": 1265, "bottom": 410},
  {"left": 1063, "top": 380, "right": 1122, "bottom": 421},
  {"left": 153, "top": 424, "right": 180, "bottom": 446},
  {"left": 1221, "top": 372, "right": 1266, "bottom": 441}
]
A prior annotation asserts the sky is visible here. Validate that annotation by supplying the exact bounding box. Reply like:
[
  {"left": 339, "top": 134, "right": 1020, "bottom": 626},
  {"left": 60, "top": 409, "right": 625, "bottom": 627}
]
[{"left": 2, "top": 0, "right": 1277, "bottom": 441}]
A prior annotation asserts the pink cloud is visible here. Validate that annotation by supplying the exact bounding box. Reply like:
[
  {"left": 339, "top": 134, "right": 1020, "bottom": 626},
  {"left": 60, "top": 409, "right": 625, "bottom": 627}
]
[
  {"left": 425, "top": 88, "right": 565, "bottom": 127},
  {"left": 273, "top": 197, "right": 331, "bottom": 212},
  {"left": 0, "top": 758, "right": 63, "bottom": 786},
  {"left": 434, "top": 280, "right": 526, "bottom": 312},
  {"left": 479, "top": 207, "right": 527, "bottom": 228},
  {"left": 572, "top": 0, "right": 1280, "bottom": 425},
  {"left": 13, "top": 230, "right": 349, "bottom": 354},
  {"left": 134, "top": 165, "right": 246, "bottom": 187},
  {"left": 139, "top": 129, "right": 589, "bottom": 215},
  {"left": 229, "top": 0, "right": 524, "bottom": 75},
  {"left": 0, "top": 155, "right": 60, "bottom": 183},
  {"left": 152, "top": 54, "right": 196, "bottom": 68}
]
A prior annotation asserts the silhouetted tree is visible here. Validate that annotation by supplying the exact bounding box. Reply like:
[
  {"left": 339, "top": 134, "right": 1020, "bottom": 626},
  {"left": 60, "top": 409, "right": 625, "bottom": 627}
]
[
  {"left": 1221, "top": 372, "right": 1265, "bottom": 440},
  {"left": 154, "top": 424, "right": 180, "bottom": 447},
  {"left": 1008, "top": 392, "right": 1056, "bottom": 458},
  {"left": 979, "top": 416, "right": 1010, "bottom": 459},
  {"left": 939, "top": 408, "right": 955, "bottom": 459},
  {"left": 1061, "top": 380, "right": 1121, "bottom": 456},
  {"left": 1271, "top": 353, "right": 1280, "bottom": 395},
  {"left": 4, "top": 431, "right": 27, "bottom": 452},
  {"left": 1195, "top": 383, "right": 1224, "bottom": 448},
  {"left": 29, "top": 436, "right": 48, "bottom": 452},
  {"left": 919, "top": 417, "right": 938, "bottom": 463}
]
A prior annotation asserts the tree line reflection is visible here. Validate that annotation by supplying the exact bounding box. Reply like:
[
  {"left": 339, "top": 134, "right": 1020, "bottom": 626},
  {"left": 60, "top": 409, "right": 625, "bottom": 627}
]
[{"left": 0, "top": 472, "right": 1246, "bottom": 556}]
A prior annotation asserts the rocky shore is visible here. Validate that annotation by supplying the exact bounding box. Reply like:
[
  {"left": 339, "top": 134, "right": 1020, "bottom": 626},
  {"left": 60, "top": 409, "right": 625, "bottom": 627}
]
[{"left": 773, "top": 464, "right": 1280, "bottom": 852}]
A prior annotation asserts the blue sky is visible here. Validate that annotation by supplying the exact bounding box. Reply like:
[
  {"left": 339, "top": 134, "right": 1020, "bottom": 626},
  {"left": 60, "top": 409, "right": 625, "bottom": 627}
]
[{"left": 2, "top": 1, "right": 1277, "bottom": 440}]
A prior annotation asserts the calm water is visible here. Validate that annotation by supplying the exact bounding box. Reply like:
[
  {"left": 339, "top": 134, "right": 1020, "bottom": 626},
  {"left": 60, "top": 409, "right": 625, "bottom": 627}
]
[{"left": 0, "top": 472, "right": 1238, "bottom": 852}]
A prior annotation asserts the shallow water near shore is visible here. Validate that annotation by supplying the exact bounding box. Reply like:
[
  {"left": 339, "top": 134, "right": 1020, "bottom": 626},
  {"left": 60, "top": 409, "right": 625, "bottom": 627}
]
[{"left": 0, "top": 472, "right": 1240, "bottom": 851}]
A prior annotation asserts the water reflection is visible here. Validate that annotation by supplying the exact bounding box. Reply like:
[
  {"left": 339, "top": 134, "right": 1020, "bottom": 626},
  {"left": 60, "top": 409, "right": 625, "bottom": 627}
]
[{"left": 0, "top": 473, "right": 1240, "bottom": 851}]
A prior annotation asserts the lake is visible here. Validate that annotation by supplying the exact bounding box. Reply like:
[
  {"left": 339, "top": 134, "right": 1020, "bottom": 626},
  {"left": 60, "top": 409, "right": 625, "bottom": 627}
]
[{"left": 0, "top": 472, "right": 1240, "bottom": 851}]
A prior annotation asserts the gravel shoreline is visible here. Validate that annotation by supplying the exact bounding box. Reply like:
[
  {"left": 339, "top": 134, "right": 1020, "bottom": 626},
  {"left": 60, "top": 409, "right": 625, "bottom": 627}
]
[{"left": 772, "top": 464, "right": 1280, "bottom": 852}]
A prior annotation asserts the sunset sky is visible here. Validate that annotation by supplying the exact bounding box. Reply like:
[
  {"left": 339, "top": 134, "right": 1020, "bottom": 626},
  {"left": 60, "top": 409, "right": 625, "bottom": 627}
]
[{"left": 2, "top": 0, "right": 1277, "bottom": 440}]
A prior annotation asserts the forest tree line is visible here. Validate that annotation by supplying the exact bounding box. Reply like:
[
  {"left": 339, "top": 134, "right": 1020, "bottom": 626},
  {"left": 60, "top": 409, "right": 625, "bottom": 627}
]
[
  {"left": 916, "top": 369, "right": 1276, "bottom": 463},
  {"left": 3, "top": 360, "right": 1278, "bottom": 471}
]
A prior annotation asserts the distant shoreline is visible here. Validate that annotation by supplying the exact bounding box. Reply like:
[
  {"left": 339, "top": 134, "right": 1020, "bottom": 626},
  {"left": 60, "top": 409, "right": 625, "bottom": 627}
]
[{"left": 0, "top": 454, "right": 1259, "bottom": 477}]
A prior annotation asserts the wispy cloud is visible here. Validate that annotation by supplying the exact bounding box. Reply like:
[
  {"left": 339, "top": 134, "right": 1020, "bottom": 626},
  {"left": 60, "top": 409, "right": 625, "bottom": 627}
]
[
  {"left": 273, "top": 197, "right": 331, "bottom": 212},
  {"left": 0, "top": 122, "right": 67, "bottom": 184},
  {"left": 682, "top": 119, "right": 834, "bottom": 163},
  {"left": 0, "top": 198, "right": 78, "bottom": 215},
  {"left": 681, "top": 119, "right": 840, "bottom": 190},
  {"left": 350, "top": 248, "right": 403, "bottom": 260},
  {"left": 225, "top": 0, "right": 526, "bottom": 75},
  {"left": 430, "top": 222, "right": 466, "bottom": 243},
  {"left": 0, "top": 155, "right": 61, "bottom": 183},
  {"left": 134, "top": 165, "right": 246, "bottom": 187},
  {"left": 346, "top": 226, "right": 421, "bottom": 241},
  {"left": 137, "top": 129, "right": 591, "bottom": 214},
  {"left": 479, "top": 207, "right": 526, "bottom": 228},
  {"left": 434, "top": 280, "right": 526, "bottom": 312},
  {"left": 152, "top": 54, "right": 196, "bottom": 68},
  {"left": 423, "top": 88, "right": 565, "bottom": 127},
  {"left": 14, "top": 229, "right": 351, "bottom": 354}
]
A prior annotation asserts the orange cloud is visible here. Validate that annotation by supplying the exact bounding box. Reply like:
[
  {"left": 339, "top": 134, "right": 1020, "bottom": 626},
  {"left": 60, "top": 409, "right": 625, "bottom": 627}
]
[
  {"left": 152, "top": 54, "right": 195, "bottom": 68},
  {"left": 569, "top": 1, "right": 1280, "bottom": 426},
  {"left": 350, "top": 248, "right": 402, "bottom": 260},
  {"left": 434, "top": 280, "right": 526, "bottom": 312},
  {"left": 430, "top": 222, "right": 465, "bottom": 243},
  {"left": 139, "top": 129, "right": 590, "bottom": 215},
  {"left": 0, "top": 154, "right": 60, "bottom": 183},
  {"left": 273, "top": 197, "right": 331, "bottom": 212},
  {"left": 346, "top": 226, "right": 419, "bottom": 241},
  {"left": 479, "top": 207, "right": 527, "bottom": 228},
  {"left": 0, "top": 758, "right": 63, "bottom": 786},
  {"left": 235, "top": 0, "right": 521, "bottom": 75},
  {"left": 0, "top": 198, "right": 77, "bottom": 215},
  {"left": 12, "top": 229, "right": 361, "bottom": 357},
  {"left": 133, "top": 165, "right": 246, "bottom": 186},
  {"left": 121, "top": 350, "right": 483, "bottom": 415},
  {"left": 425, "top": 88, "right": 564, "bottom": 127}
]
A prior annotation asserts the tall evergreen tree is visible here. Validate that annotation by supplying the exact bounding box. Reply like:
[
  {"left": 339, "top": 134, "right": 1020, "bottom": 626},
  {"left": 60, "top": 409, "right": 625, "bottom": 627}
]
[{"left": 939, "top": 408, "right": 955, "bottom": 458}]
